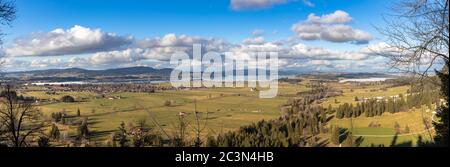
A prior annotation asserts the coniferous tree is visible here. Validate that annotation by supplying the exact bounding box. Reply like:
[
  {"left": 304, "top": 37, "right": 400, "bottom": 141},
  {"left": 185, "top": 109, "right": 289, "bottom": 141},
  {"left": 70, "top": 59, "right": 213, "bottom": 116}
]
[
  {"left": 404, "top": 125, "right": 410, "bottom": 134},
  {"left": 434, "top": 61, "right": 449, "bottom": 146},
  {"left": 320, "top": 110, "right": 327, "bottom": 123},
  {"left": 330, "top": 126, "right": 340, "bottom": 145},
  {"left": 38, "top": 136, "right": 50, "bottom": 147},
  {"left": 61, "top": 117, "right": 66, "bottom": 125},
  {"left": 118, "top": 121, "right": 128, "bottom": 147},
  {"left": 78, "top": 118, "right": 89, "bottom": 139},
  {"left": 49, "top": 124, "right": 60, "bottom": 140},
  {"left": 327, "top": 104, "right": 333, "bottom": 113},
  {"left": 343, "top": 132, "right": 354, "bottom": 147}
]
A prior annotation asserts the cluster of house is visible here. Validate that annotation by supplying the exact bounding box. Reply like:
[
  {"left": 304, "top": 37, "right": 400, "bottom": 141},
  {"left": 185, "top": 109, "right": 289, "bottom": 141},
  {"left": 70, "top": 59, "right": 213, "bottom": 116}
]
[{"left": 356, "top": 94, "right": 402, "bottom": 103}]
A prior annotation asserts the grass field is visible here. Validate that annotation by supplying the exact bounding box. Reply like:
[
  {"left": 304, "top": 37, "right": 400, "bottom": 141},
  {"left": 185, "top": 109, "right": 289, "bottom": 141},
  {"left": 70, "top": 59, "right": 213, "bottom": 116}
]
[
  {"left": 322, "top": 83, "right": 435, "bottom": 146},
  {"left": 21, "top": 81, "right": 435, "bottom": 147},
  {"left": 27, "top": 83, "right": 305, "bottom": 142},
  {"left": 329, "top": 108, "right": 435, "bottom": 147},
  {"left": 321, "top": 83, "right": 410, "bottom": 108}
]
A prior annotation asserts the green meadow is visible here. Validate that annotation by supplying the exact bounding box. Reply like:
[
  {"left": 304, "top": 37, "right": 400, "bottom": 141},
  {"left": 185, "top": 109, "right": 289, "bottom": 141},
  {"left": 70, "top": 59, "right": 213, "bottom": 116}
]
[
  {"left": 22, "top": 81, "right": 434, "bottom": 146},
  {"left": 26, "top": 83, "right": 303, "bottom": 142}
]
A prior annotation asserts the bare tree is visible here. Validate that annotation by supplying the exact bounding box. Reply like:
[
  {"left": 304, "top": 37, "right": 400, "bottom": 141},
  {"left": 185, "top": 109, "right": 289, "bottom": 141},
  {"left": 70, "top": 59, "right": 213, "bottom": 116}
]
[
  {"left": 0, "top": 0, "right": 15, "bottom": 41},
  {"left": 0, "top": 0, "right": 16, "bottom": 67},
  {"left": 190, "top": 99, "right": 209, "bottom": 147},
  {"left": 0, "top": 85, "right": 44, "bottom": 147},
  {"left": 171, "top": 111, "right": 189, "bottom": 147},
  {"left": 379, "top": 0, "right": 449, "bottom": 146},
  {"left": 378, "top": 0, "right": 448, "bottom": 77}
]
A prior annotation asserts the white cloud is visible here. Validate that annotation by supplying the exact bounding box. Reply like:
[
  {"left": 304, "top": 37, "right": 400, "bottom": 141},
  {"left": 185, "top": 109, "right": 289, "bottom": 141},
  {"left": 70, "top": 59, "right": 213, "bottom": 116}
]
[
  {"left": 302, "top": 0, "right": 315, "bottom": 7},
  {"left": 5, "top": 25, "right": 133, "bottom": 57},
  {"left": 286, "top": 43, "right": 369, "bottom": 60},
  {"left": 230, "top": 0, "right": 287, "bottom": 10},
  {"left": 136, "top": 34, "right": 231, "bottom": 52},
  {"left": 292, "top": 10, "right": 373, "bottom": 44},
  {"left": 252, "top": 29, "right": 265, "bottom": 36},
  {"left": 89, "top": 48, "right": 144, "bottom": 65},
  {"left": 142, "top": 47, "right": 192, "bottom": 61},
  {"left": 30, "top": 58, "right": 64, "bottom": 68},
  {"left": 334, "top": 64, "right": 350, "bottom": 69},
  {"left": 359, "top": 42, "right": 399, "bottom": 55},
  {"left": 77, "top": 34, "right": 233, "bottom": 66},
  {"left": 154, "top": 34, "right": 200, "bottom": 47},
  {"left": 242, "top": 36, "right": 266, "bottom": 45},
  {"left": 0, "top": 58, "right": 31, "bottom": 71},
  {"left": 0, "top": 24, "right": 389, "bottom": 72},
  {"left": 308, "top": 60, "right": 331, "bottom": 66},
  {"left": 232, "top": 42, "right": 280, "bottom": 53},
  {"left": 307, "top": 10, "right": 352, "bottom": 24}
]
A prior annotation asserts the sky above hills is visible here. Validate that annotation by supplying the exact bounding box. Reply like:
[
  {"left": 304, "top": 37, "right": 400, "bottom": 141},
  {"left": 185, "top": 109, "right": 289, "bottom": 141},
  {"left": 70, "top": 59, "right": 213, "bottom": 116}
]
[{"left": 0, "top": 0, "right": 401, "bottom": 72}]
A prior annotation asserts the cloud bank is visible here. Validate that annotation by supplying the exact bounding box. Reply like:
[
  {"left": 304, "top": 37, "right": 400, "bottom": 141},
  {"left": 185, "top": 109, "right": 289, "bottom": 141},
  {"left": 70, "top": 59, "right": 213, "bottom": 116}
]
[
  {"left": 1, "top": 10, "right": 391, "bottom": 72},
  {"left": 292, "top": 10, "right": 373, "bottom": 44},
  {"left": 5, "top": 25, "right": 133, "bottom": 57}
]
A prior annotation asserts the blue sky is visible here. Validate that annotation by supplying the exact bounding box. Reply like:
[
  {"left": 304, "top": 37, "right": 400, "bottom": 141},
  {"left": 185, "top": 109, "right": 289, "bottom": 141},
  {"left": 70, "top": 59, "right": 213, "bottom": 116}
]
[{"left": 1, "top": 0, "right": 400, "bottom": 72}]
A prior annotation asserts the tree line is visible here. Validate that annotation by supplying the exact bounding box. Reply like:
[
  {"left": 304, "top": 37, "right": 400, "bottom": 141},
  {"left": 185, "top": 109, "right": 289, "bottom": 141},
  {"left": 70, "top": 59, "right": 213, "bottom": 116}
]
[{"left": 335, "top": 91, "right": 441, "bottom": 119}]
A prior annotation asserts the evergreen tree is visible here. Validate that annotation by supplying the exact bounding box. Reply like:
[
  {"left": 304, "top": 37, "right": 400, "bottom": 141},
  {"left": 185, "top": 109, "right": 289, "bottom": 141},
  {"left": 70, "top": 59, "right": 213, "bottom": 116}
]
[
  {"left": 109, "top": 132, "right": 117, "bottom": 147},
  {"left": 118, "top": 121, "right": 128, "bottom": 147},
  {"left": 343, "top": 132, "right": 354, "bottom": 147},
  {"left": 434, "top": 61, "right": 449, "bottom": 146},
  {"left": 132, "top": 135, "right": 144, "bottom": 147},
  {"left": 49, "top": 124, "right": 60, "bottom": 140},
  {"left": 61, "top": 95, "right": 75, "bottom": 103},
  {"left": 78, "top": 118, "right": 89, "bottom": 139},
  {"left": 38, "top": 136, "right": 50, "bottom": 147},
  {"left": 330, "top": 126, "right": 340, "bottom": 145},
  {"left": 327, "top": 104, "right": 333, "bottom": 113},
  {"left": 404, "top": 125, "right": 410, "bottom": 134},
  {"left": 394, "top": 122, "right": 401, "bottom": 134},
  {"left": 320, "top": 110, "right": 327, "bottom": 123}
]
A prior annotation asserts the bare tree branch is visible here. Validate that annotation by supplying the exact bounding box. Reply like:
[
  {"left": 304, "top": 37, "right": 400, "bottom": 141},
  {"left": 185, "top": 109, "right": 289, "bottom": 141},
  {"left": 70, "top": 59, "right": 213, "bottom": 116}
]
[{"left": 377, "top": 0, "right": 449, "bottom": 79}]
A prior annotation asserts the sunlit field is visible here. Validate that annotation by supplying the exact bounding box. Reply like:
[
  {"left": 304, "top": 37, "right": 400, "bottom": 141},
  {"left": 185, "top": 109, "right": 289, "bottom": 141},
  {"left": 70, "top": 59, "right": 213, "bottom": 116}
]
[
  {"left": 17, "top": 80, "right": 434, "bottom": 147},
  {"left": 23, "top": 83, "right": 304, "bottom": 143}
]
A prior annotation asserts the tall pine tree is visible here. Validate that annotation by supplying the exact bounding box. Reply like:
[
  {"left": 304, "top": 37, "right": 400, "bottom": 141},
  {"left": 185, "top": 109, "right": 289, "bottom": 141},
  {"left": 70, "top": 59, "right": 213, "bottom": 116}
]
[{"left": 434, "top": 61, "right": 449, "bottom": 146}]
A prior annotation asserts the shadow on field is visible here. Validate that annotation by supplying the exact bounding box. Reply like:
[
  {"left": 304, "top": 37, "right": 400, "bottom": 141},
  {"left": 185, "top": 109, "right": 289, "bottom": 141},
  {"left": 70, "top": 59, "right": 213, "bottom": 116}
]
[
  {"left": 326, "top": 115, "right": 335, "bottom": 122},
  {"left": 355, "top": 136, "right": 364, "bottom": 147},
  {"left": 316, "top": 139, "right": 329, "bottom": 147},
  {"left": 390, "top": 133, "right": 414, "bottom": 147},
  {"left": 85, "top": 117, "right": 101, "bottom": 127},
  {"left": 338, "top": 128, "right": 365, "bottom": 147},
  {"left": 90, "top": 129, "right": 117, "bottom": 139}
]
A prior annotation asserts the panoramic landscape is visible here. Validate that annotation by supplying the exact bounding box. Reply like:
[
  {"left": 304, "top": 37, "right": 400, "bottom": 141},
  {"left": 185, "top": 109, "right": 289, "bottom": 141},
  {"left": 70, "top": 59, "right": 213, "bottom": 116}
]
[{"left": 0, "top": 0, "right": 448, "bottom": 148}]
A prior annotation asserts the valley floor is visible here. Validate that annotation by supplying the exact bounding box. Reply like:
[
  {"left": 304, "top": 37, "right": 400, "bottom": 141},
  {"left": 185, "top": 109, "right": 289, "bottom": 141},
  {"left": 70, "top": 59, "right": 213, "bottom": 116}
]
[{"left": 20, "top": 80, "right": 435, "bottom": 147}]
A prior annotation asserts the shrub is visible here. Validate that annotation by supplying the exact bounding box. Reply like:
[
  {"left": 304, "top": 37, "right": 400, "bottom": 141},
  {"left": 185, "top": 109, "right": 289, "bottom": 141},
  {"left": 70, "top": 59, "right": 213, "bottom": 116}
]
[
  {"left": 61, "top": 95, "right": 75, "bottom": 103},
  {"left": 164, "top": 100, "right": 172, "bottom": 107},
  {"left": 38, "top": 136, "right": 50, "bottom": 147},
  {"left": 49, "top": 124, "right": 60, "bottom": 140}
]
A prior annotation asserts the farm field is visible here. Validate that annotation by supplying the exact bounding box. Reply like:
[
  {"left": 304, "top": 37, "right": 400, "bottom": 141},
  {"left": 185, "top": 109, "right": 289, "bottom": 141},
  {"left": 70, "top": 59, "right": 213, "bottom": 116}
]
[
  {"left": 329, "top": 108, "right": 435, "bottom": 147},
  {"left": 24, "top": 82, "right": 305, "bottom": 143},
  {"left": 321, "top": 83, "right": 410, "bottom": 108},
  {"left": 19, "top": 80, "right": 435, "bottom": 146},
  {"left": 321, "top": 83, "right": 435, "bottom": 146}
]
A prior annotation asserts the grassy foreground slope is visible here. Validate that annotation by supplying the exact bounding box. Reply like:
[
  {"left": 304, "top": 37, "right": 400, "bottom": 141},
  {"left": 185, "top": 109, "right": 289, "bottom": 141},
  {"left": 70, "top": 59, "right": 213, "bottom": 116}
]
[{"left": 321, "top": 83, "right": 435, "bottom": 146}]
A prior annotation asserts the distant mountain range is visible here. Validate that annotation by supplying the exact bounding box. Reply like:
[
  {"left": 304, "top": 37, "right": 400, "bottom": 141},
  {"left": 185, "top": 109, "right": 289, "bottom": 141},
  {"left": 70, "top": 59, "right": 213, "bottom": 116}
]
[
  {"left": 1, "top": 67, "right": 397, "bottom": 83},
  {"left": 3, "top": 67, "right": 173, "bottom": 78},
  {"left": 3, "top": 66, "right": 301, "bottom": 78}
]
